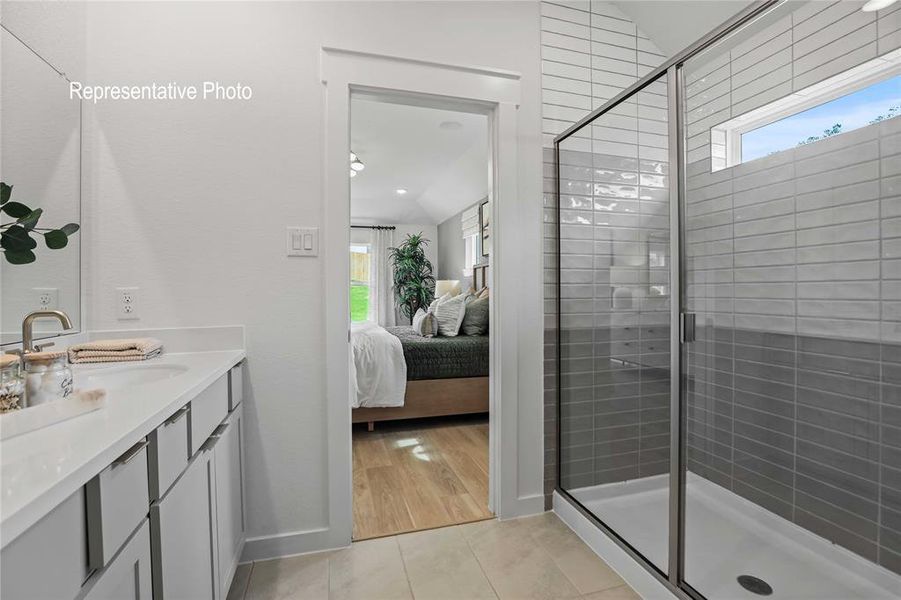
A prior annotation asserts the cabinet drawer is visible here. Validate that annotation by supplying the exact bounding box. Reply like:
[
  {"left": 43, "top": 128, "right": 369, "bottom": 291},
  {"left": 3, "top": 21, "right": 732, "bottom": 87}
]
[
  {"left": 228, "top": 363, "right": 243, "bottom": 411},
  {"left": 189, "top": 374, "right": 228, "bottom": 455},
  {"left": 80, "top": 519, "right": 152, "bottom": 600},
  {"left": 86, "top": 439, "right": 151, "bottom": 570},
  {"left": 148, "top": 405, "right": 190, "bottom": 500},
  {"left": 1, "top": 489, "right": 89, "bottom": 600}
]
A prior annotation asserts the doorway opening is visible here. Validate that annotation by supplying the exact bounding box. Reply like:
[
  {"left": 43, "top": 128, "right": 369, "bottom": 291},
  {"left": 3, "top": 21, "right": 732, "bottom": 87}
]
[{"left": 348, "top": 93, "right": 494, "bottom": 540}]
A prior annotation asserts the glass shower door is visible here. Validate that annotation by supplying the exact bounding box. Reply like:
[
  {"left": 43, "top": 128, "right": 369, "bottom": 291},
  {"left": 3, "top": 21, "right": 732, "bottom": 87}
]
[
  {"left": 679, "top": 1, "right": 901, "bottom": 597},
  {"left": 557, "top": 72, "right": 673, "bottom": 575}
]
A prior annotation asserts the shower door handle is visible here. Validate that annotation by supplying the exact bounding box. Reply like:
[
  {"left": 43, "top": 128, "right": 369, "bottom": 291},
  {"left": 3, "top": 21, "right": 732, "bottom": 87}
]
[{"left": 681, "top": 313, "right": 696, "bottom": 343}]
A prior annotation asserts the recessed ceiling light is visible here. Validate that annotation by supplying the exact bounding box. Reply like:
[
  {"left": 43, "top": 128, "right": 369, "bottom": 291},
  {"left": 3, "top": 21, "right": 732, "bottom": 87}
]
[
  {"left": 396, "top": 188, "right": 408, "bottom": 195},
  {"left": 863, "top": 0, "right": 897, "bottom": 11},
  {"left": 439, "top": 120, "right": 463, "bottom": 130}
]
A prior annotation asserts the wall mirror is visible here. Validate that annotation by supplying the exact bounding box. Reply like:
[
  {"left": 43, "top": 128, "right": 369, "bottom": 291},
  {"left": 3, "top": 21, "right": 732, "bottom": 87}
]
[{"left": 0, "top": 26, "right": 82, "bottom": 344}]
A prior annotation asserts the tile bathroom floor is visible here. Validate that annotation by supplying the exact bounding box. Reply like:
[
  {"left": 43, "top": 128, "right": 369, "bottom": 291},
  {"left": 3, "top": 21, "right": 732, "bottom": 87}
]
[{"left": 228, "top": 512, "right": 639, "bottom": 600}]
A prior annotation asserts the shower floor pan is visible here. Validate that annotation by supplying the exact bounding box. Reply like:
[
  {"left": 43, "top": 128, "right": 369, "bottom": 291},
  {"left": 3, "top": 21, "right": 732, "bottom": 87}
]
[{"left": 571, "top": 474, "right": 901, "bottom": 599}]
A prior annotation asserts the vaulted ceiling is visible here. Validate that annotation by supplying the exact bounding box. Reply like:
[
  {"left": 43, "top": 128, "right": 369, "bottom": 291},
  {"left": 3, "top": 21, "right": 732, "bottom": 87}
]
[
  {"left": 612, "top": 0, "right": 754, "bottom": 57},
  {"left": 350, "top": 99, "right": 488, "bottom": 226}
]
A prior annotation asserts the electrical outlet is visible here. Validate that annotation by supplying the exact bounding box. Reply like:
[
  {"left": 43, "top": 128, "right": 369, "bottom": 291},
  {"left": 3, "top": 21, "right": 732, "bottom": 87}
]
[
  {"left": 116, "top": 287, "right": 139, "bottom": 320},
  {"left": 33, "top": 287, "right": 59, "bottom": 310}
]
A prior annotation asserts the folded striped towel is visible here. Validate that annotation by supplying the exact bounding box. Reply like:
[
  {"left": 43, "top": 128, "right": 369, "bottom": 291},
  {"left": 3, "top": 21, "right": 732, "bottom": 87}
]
[{"left": 67, "top": 338, "right": 163, "bottom": 364}]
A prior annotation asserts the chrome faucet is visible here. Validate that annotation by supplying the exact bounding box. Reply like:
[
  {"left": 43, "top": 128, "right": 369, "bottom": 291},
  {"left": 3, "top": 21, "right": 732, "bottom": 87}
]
[{"left": 21, "top": 310, "right": 74, "bottom": 354}]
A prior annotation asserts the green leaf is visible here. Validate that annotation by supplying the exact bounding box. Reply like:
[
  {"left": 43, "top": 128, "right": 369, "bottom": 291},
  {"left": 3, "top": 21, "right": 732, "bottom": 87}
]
[
  {"left": 18, "top": 208, "right": 43, "bottom": 231},
  {"left": 60, "top": 223, "right": 80, "bottom": 236},
  {"left": 1, "top": 201, "right": 32, "bottom": 219},
  {"left": 3, "top": 249, "right": 36, "bottom": 265},
  {"left": 0, "top": 183, "right": 11, "bottom": 205},
  {"left": 1, "top": 226, "right": 38, "bottom": 251},
  {"left": 44, "top": 229, "right": 68, "bottom": 249}
]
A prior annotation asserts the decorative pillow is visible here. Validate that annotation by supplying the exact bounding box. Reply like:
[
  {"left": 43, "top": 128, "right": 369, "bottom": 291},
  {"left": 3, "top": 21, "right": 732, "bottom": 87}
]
[
  {"left": 460, "top": 296, "right": 489, "bottom": 335},
  {"left": 477, "top": 287, "right": 490, "bottom": 300},
  {"left": 434, "top": 293, "right": 468, "bottom": 336},
  {"left": 428, "top": 293, "right": 451, "bottom": 313},
  {"left": 411, "top": 308, "right": 436, "bottom": 337}
]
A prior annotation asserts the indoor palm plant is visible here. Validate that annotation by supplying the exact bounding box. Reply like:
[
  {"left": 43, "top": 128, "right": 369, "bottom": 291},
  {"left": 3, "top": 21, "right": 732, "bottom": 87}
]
[{"left": 388, "top": 233, "right": 435, "bottom": 324}]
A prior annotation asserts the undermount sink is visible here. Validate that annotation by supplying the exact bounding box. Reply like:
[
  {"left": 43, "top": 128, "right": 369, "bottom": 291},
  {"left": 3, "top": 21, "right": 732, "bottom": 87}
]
[{"left": 77, "top": 364, "right": 189, "bottom": 390}]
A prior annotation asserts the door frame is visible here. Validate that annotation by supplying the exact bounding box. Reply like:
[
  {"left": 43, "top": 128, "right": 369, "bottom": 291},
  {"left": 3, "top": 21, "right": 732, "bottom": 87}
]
[{"left": 321, "top": 46, "right": 544, "bottom": 549}]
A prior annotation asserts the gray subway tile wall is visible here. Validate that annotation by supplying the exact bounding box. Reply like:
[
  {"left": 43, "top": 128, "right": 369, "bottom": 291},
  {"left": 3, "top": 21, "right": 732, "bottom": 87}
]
[
  {"left": 541, "top": 0, "right": 667, "bottom": 507},
  {"left": 547, "top": 0, "right": 901, "bottom": 579},
  {"left": 683, "top": 0, "right": 901, "bottom": 574}
]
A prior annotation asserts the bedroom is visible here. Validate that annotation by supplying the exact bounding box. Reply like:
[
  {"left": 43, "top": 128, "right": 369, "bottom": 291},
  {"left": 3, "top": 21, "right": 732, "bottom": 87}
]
[{"left": 348, "top": 94, "right": 493, "bottom": 540}]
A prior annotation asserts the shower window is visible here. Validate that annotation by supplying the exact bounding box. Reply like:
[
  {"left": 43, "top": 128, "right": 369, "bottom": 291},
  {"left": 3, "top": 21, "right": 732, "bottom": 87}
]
[{"left": 710, "top": 49, "right": 901, "bottom": 171}]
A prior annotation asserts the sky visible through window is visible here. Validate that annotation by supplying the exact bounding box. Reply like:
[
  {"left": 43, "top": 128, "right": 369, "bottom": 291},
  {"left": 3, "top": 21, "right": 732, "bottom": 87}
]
[{"left": 741, "top": 75, "right": 901, "bottom": 162}]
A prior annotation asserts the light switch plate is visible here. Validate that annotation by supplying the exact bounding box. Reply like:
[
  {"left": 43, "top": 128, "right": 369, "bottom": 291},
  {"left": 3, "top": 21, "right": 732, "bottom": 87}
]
[{"left": 287, "top": 227, "right": 318, "bottom": 257}]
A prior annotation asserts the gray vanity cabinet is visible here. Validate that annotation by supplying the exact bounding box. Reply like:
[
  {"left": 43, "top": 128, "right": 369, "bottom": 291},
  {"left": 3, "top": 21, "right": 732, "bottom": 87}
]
[
  {"left": 80, "top": 521, "right": 153, "bottom": 600},
  {"left": 0, "top": 489, "right": 89, "bottom": 599},
  {"left": 150, "top": 448, "right": 217, "bottom": 600},
  {"left": 213, "top": 405, "right": 245, "bottom": 597}
]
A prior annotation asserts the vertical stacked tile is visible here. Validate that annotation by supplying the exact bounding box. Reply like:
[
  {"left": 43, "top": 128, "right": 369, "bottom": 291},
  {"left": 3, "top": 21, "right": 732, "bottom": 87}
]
[{"left": 542, "top": 0, "right": 667, "bottom": 505}]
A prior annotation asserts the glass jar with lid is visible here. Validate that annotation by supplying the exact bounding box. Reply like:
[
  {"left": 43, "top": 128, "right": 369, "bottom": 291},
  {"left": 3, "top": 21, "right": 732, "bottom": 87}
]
[
  {"left": 23, "top": 351, "right": 73, "bottom": 406},
  {"left": 0, "top": 354, "right": 25, "bottom": 412}
]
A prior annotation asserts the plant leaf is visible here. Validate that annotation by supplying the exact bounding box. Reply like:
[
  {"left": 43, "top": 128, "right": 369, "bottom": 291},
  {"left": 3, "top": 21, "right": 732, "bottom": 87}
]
[
  {"left": 1, "top": 226, "right": 38, "bottom": 251},
  {"left": 18, "top": 208, "right": 43, "bottom": 231},
  {"left": 3, "top": 249, "right": 36, "bottom": 265},
  {"left": 60, "top": 223, "right": 80, "bottom": 236},
  {"left": 44, "top": 229, "right": 68, "bottom": 249},
  {"left": 0, "top": 183, "right": 11, "bottom": 205},
  {"left": 1, "top": 201, "right": 32, "bottom": 219}
]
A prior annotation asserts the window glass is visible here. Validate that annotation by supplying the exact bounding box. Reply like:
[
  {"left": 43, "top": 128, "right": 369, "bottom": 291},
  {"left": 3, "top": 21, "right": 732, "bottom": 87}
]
[
  {"left": 350, "top": 244, "right": 371, "bottom": 322},
  {"left": 741, "top": 74, "right": 900, "bottom": 163}
]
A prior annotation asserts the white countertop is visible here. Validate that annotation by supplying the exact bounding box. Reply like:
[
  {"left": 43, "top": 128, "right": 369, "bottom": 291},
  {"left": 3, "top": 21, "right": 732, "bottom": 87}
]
[{"left": 0, "top": 349, "right": 245, "bottom": 547}]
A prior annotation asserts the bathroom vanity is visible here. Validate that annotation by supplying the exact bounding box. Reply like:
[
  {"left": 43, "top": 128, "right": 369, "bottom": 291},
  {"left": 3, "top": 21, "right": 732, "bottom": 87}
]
[{"left": 0, "top": 350, "right": 247, "bottom": 600}]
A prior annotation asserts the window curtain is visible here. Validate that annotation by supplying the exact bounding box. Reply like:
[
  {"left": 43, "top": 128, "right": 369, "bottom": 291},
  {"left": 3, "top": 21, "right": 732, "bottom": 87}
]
[{"left": 368, "top": 228, "right": 396, "bottom": 327}]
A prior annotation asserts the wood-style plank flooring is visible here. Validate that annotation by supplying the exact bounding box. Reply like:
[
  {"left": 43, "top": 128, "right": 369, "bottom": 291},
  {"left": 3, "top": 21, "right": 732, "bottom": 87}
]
[{"left": 352, "top": 415, "right": 492, "bottom": 540}]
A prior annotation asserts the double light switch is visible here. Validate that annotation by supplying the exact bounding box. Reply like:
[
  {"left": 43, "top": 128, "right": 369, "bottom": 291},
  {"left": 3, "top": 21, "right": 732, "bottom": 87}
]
[{"left": 287, "top": 227, "right": 318, "bottom": 257}]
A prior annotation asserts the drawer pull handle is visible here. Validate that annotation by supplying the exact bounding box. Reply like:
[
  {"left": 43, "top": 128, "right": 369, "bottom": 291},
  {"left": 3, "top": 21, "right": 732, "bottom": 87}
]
[
  {"left": 114, "top": 439, "right": 148, "bottom": 467},
  {"left": 164, "top": 405, "right": 189, "bottom": 426},
  {"left": 202, "top": 423, "right": 230, "bottom": 452}
]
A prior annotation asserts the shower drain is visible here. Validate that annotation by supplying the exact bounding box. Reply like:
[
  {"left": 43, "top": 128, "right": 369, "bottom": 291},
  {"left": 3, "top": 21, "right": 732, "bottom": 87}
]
[{"left": 737, "top": 575, "right": 773, "bottom": 596}]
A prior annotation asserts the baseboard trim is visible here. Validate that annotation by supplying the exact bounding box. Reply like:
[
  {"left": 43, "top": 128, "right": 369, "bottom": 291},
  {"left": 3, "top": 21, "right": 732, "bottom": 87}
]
[
  {"left": 240, "top": 526, "right": 348, "bottom": 563},
  {"left": 500, "top": 493, "right": 546, "bottom": 519},
  {"left": 553, "top": 491, "right": 675, "bottom": 600}
]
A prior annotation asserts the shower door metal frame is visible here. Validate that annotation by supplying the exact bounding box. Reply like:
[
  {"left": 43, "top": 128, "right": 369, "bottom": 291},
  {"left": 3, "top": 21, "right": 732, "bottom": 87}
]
[{"left": 553, "top": 2, "right": 782, "bottom": 598}]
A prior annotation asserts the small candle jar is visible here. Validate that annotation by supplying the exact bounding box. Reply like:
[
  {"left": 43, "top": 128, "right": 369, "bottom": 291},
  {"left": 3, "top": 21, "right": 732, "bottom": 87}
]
[
  {"left": 24, "top": 351, "right": 73, "bottom": 406},
  {"left": 0, "top": 354, "right": 25, "bottom": 412}
]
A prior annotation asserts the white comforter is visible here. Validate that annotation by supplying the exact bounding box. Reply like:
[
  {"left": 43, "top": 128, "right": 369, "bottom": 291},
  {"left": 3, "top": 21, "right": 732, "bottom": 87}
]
[{"left": 350, "top": 322, "right": 407, "bottom": 408}]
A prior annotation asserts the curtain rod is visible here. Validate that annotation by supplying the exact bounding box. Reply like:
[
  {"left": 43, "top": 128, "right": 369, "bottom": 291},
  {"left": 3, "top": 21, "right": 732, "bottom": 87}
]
[{"left": 351, "top": 225, "right": 396, "bottom": 230}]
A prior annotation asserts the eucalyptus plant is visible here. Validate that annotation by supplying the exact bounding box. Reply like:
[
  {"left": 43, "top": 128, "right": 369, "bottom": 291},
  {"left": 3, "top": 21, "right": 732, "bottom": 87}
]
[
  {"left": 388, "top": 233, "right": 435, "bottom": 324},
  {"left": 0, "top": 182, "right": 80, "bottom": 265}
]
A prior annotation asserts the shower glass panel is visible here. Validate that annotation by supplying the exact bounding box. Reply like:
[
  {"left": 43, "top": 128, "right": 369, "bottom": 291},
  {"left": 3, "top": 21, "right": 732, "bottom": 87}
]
[
  {"left": 557, "top": 73, "right": 672, "bottom": 575},
  {"left": 681, "top": 1, "right": 901, "bottom": 598}
]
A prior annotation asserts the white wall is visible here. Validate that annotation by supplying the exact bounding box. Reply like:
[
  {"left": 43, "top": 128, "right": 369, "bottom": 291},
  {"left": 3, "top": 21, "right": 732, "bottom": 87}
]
[
  {"left": 81, "top": 1, "right": 542, "bottom": 552},
  {"left": 437, "top": 209, "right": 466, "bottom": 283}
]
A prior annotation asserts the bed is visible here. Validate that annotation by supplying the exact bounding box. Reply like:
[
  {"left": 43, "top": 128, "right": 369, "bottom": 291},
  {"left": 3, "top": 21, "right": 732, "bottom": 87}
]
[{"left": 351, "top": 325, "right": 489, "bottom": 428}]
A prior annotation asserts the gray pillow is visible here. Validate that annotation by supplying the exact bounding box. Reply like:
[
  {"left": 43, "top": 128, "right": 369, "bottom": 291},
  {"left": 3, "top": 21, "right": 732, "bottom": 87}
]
[
  {"left": 411, "top": 308, "right": 435, "bottom": 337},
  {"left": 434, "top": 293, "right": 468, "bottom": 336},
  {"left": 460, "top": 296, "right": 489, "bottom": 335}
]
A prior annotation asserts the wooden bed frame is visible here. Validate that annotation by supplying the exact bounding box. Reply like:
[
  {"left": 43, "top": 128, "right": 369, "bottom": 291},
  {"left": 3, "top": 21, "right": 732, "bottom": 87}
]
[{"left": 352, "top": 376, "right": 489, "bottom": 430}]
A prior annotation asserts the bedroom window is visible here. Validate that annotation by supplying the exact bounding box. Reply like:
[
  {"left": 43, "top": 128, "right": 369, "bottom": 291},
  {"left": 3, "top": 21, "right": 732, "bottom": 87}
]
[
  {"left": 710, "top": 51, "right": 901, "bottom": 171},
  {"left": 350, "top": 244, "right": 371, "bottom": 322},
  {"left": 463, "top": 234, "right": 478, "bottom": 277}
]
